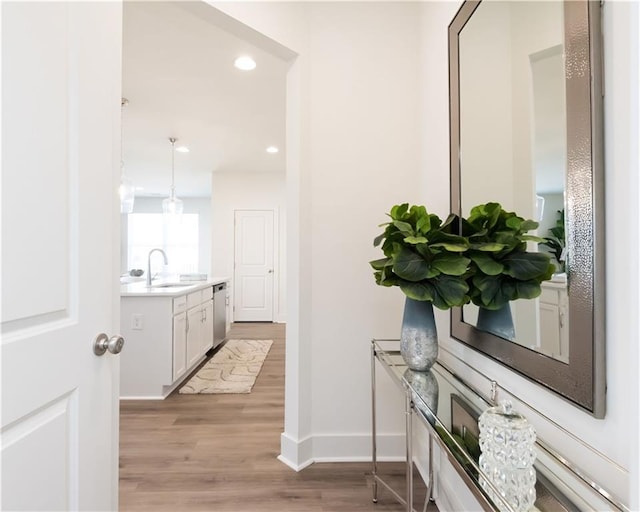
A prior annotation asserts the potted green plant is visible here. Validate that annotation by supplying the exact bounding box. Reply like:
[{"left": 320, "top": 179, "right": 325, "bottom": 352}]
[
  {"left": 462, "top": 202, "right": 555, "bottom": 339},
  {"left": 370, "top": 203, "right": 471, "bottom": 371},
  {"left": 540, "top": 209, "right": 566, "bottom": 272}
]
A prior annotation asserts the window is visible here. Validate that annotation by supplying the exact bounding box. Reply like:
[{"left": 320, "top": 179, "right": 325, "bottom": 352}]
[{"left": 127, "top": 214, "right": 199, "bottom": 276}]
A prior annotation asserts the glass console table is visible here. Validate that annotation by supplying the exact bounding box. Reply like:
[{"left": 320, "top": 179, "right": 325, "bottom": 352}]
[{"left": 370, "top": 339, "right": 579, "bottom": 512}]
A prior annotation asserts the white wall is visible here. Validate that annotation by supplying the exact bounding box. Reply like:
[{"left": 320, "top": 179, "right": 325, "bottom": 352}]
[
  {"left": 210, "top": 0, "right": 425, "bottom": 466},
  {"left": 207, "top": 0, "right": 640, "bottom": 507},
  {"left": 459, "top": 1, "right": 514, "bottom": 211},
  {"left": 306, "top": 2, "right": 424, "bottom": 460},
  {"left": 421, "top": 0, "right": 639, "bottom": 508},
  {"left": 120, "top": 196, "right": 211, "bottom": 276},
  {"left": 211, "top": 171, "right": 287, "bottom": 322}
]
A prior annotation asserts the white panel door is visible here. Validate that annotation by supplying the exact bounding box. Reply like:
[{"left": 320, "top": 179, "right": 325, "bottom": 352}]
[
  {"left": 233, "top": 210, "right": 275, "bottom": 322},
  {"left": 1, "top": 3, "right": 122, "bottom": 511}
]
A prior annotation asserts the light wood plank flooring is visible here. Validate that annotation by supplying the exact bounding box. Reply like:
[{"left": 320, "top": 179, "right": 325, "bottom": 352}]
[{"left": 119, "top": 323, "right": 435, "bottom": 511}]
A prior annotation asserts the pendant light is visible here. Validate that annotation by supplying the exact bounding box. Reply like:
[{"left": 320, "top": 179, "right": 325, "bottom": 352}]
[
  {"left": 119, "top": 98, "right": 135, "bottom": 214},
  {"left": 162, "top": 137, "right": 184, "bottom": 215}
]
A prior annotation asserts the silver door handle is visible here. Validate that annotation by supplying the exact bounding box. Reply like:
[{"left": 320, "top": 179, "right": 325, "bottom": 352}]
[
  {"left": 93, "top": 333, "right": 125, "bottom": 356},
  {"left": 268, "top": 269, "right": 273, "bottom": 274}
]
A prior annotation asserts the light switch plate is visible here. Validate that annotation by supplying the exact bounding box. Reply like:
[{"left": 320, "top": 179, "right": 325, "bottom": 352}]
[{"left": 132, "top": 314, "right": 144, "bottom": 330}]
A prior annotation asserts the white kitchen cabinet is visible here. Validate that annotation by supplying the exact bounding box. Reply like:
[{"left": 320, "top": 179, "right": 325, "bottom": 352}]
[
  {"left": 120, "top": 279, "right": 229, "bottom": 399},
  {"left": 202, "top": 299, "right": 214, "bottom": 353},
  {"left": 186, "top": 305, "right": 203, "bottom": 369},
  {"left": 173, "top": 311, "right": 187, "bottom": 380},
  {"left": 539, "top": 280, "right": 569, "bottom": 363}
]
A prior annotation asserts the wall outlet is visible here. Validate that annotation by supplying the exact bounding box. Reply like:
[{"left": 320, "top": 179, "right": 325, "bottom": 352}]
[{"left": 132, "top": 314, "right": 144, "bottom": 330}]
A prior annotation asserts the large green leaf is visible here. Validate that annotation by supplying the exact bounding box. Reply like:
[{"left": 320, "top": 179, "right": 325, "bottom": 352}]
[
  {"left": 400, "top": 281, "right": 435, "bottom": 302},
  {"left": 409, "top": 204, "right": 428, "bottom": 221},
  {"left": 373, "top": 232, "right": 386, "bottom": 247},
  {"left": 520, "top": 234, "right": 546, "bottom": 243},
  {"left": 431, "top": 253, "right": 470, "bottom": 276},
  {"left": 430, "top": 242, "right": 469, "bottom": 252},
  {"left": 472, "top": 242, "right": 506, "bottom": 252},
  {"left": 390, "top": 203, "right": 409, "bottom": 219},
  {"left": 502, "top": 252, "right": 552, "bottom": 280},
  {"left": 404, "top": 236, "right": 428, "bottom": 245},
  {"left": 432, "top": 275, "right": 469, "bottom": 308},
  {"left": 427, "top": 213, "right": 442, "bottom": 231},
  {"left": 469, "top": 252, "right": 504, "bottom": 275},
  {"left": 369, "top": 258, "right": 391, "bottom": 271},
  {"left": 392, "top": 246, "right": 431, "bottom": 281},
  {"left": 520, "top": 219, "right": 539, "bottom": 232},
  {"left": 513, "top": 280, "right": 543, "bottom": 300},
  {"left": 440, "top": 213, "right": 459, "bottom": 232},
  {"left": 382, "top": 232, "right": 406, "bottom": 256},
  {"left": 472, "top": 274, "right": 514, "bottom": 309},
  {"left": 392, "top": 220, "right": 413, "bottom": 235},
  {"left": 415, "top": 243, "right": 432, "bottom": 260},
  {"left": 467, "top": 228, "right": 488, "bottom": 239},
  {"left": 375, "top": 271, "right": 399, "bottom": 287},
  {"left": 505, "top": 216, "right": 522, "bottom": 230},
  {"left": 416, "top": 213, "right": 431, "bottom": 234},
  {"left": 430, "top": 232, "right": 470, "bottom": 252},
  {"left": 482, "top": 203, "right": 502, "bottom": 229}
]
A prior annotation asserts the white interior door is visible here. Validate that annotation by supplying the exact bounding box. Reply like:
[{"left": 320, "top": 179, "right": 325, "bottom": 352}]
[
  {"left": 233, "top": 210, "right": 275, "bottom": 322},
  {"left": 1, "top": 3, "right": 122, "bottom": 510}
]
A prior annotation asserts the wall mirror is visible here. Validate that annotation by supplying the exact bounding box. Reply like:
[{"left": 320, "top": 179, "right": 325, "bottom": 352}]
[{"left": 449, "top": 0, "right": 605, "bottom": 417}]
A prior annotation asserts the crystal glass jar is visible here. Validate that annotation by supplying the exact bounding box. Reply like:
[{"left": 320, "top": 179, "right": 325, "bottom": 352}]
[{"left": 478, "top": 401, "right": 537, "bottom": 512}]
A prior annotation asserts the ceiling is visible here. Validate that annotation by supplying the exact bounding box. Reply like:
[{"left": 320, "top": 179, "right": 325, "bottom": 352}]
[{"left": 122, "top": 2, "right": 287, "bottom": 198}]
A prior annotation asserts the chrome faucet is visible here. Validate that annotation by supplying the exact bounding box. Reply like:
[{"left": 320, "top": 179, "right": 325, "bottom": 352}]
[{"left": 146, "top": 249, "right": 168, "bottom": 287}]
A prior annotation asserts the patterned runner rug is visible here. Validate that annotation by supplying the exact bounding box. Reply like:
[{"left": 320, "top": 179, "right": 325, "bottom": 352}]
[{"left": 179, "top": 339, "right": 273, "bottom": 394}]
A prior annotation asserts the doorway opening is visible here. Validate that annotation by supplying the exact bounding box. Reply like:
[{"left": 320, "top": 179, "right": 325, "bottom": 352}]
[{"left": 118, "top": 0, "right": 297, "bottom": 477}]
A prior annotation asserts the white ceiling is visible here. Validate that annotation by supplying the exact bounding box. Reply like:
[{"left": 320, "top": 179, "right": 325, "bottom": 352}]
[{"left": 122, "top": 2, "right": 287, "bottom": 198}]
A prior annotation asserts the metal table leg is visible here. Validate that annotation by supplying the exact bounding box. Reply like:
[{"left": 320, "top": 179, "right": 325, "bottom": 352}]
[
  {"left": 371, "top": 340, "right": 378, "bottom": 503},
  {"left": 405, "top": 391, "right": 414, "bottom": 512}
]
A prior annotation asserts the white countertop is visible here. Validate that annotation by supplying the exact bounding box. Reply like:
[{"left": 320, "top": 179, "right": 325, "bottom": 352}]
[{"left": 120, "top": 276, "right": 230, "bottom": 297}]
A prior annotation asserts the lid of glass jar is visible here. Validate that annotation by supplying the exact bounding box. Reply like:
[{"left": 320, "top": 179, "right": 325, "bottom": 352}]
[{"left": 480, "top": 400, "right": 531, "bottom": 430}]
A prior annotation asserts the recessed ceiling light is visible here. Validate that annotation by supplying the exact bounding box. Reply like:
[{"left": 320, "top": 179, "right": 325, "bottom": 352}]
[
  {"left": 135, "top": 186, "right": 145, "bottom": 191},
  {"left": 176, "top": 146, "right": 190, "bottom": 153},
  {"left": 234, "top": 56, "right": 256, "bottom": 71},
  {"left": 266, "top": 146, "right": 279, "bottom": 154}
]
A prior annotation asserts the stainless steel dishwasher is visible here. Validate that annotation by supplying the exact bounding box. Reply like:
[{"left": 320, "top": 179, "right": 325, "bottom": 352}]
[{"left": 213, "top": 282, "right": 227, "bottom": 348}]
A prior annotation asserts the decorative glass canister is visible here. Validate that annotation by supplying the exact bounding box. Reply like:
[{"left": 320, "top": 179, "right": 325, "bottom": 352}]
[{"left": 478, "top": 401, "right": 537, "bottom": 512}]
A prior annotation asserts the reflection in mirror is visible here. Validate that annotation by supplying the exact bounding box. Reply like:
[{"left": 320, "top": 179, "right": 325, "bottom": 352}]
[
  {"left": 458, "top": 1, "right": 568, "bottom": 360},
  {"left": 449, "top": 0, "right": 605, "bottom": 417}
]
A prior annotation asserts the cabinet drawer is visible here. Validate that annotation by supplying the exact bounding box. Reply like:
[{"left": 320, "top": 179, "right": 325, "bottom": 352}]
[
  {"left": 540, "top": 287, "right": 559, "bottom": 305},
  {"left": 202, "top": 286, "right": 213, "bottom": 302},
  {"left": 173, "top": 295, "right": 187, "bottom": 314},
  {"left": 187, "top": 290, "right": 203, "bottom": 309}
]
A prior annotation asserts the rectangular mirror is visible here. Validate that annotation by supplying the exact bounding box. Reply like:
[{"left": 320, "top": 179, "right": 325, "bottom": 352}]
[{"left": 449, "top": 0, "right": 605, "bottom": 417}]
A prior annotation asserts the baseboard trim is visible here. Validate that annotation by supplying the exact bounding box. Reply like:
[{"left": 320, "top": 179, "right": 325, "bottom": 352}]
[
  {"left": 280, "top": 432, "right": 313, "bottom": 471},
  {"left": 279, "top": 432, "right": 405, "bottom": 470},
  {"left": 312, "top": 433, "right": 404, "bottom": 461},
  {"left": 277, "top": 454, "right": 314, "bottom": 472},
  {"left": 119, "top": 396, "right": 164, "bottom": 400},
  {"left": 313, "top": 456, "right": 404, "bottom": 463}
]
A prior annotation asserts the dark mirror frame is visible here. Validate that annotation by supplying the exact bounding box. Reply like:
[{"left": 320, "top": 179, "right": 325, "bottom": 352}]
[{"left": 449, "top": 0, "right": 606, "bottom": 417}]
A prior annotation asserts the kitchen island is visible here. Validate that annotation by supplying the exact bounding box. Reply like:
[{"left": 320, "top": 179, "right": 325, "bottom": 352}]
[{"left": 120, "top": 277, "right": 230, "bottom": 399}]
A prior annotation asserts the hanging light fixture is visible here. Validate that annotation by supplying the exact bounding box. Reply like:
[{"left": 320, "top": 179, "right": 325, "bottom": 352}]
[
  {"left": 162, "top": 137, "right": 184, "bottom": 215},
  {"left": 119, "top": 98, "right": 135, "bottom": 214}
]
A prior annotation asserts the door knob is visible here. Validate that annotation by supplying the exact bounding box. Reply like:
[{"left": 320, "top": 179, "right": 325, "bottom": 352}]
[
  {"left": 93, "top": 333, "right": 125, "bottom": 356},
  {"left": 268, "top": 269, "right": 274, "bottom": 274}
]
